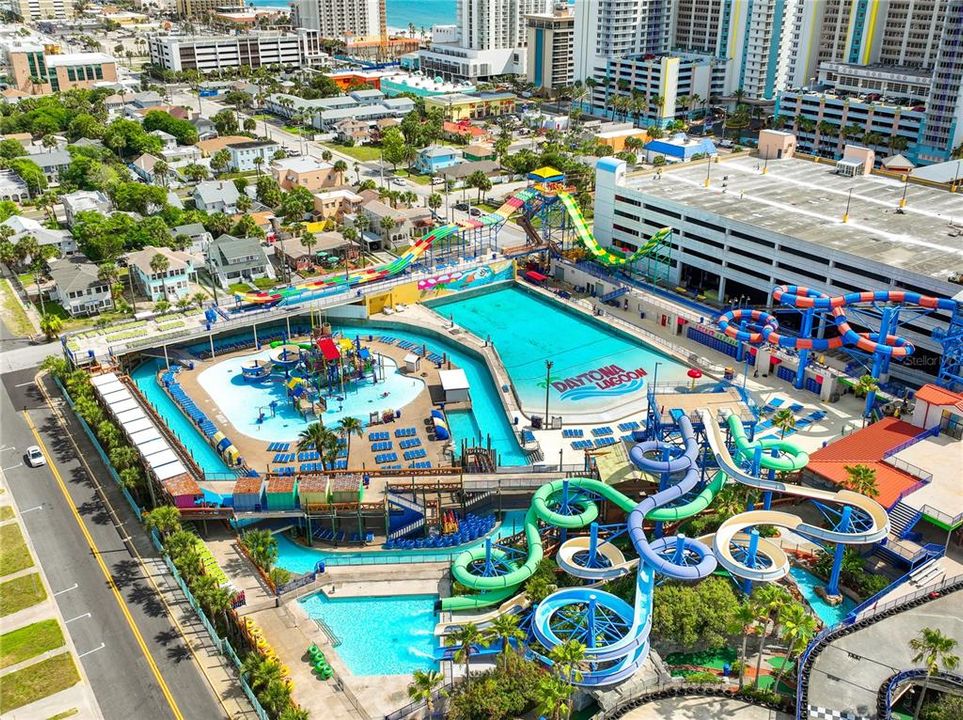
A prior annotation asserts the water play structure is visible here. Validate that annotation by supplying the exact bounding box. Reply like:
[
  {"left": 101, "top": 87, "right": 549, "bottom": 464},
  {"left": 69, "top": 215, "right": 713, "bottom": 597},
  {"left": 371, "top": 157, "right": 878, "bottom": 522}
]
[
  {"left": 231, "top": 170, "right": 672, "bottom": 308},
  {"left": 442, "top": 408, "right": 889, "bottom": 686},
  {"left": 717, "top": 285, "right": 962, "bottom": 414}
]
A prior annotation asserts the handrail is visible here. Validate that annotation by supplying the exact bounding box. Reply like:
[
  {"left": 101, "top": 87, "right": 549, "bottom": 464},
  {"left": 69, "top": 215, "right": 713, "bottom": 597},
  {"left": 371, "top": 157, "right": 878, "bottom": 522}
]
[
  {"left": 881, "top": 455, "right": 933, "bottom": 483},
  {"left": 882, "top": 425, "right": 940, "bottom": 459},
  {"left": 919, "top": 504, "right": 963, "bottom": 528}
]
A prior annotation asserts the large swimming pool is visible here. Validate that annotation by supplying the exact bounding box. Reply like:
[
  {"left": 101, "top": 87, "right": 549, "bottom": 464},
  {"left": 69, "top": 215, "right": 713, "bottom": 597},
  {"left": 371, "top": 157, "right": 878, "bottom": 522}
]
[
  {"left": 275, "top": 508, "right": 529, "bottom": 573},
  {"left": 432, "top": 285, "right": 689, "bottom": 417},
  {"left": 196, "top": 350, "right": 423, "bottom": 443},
  {"left": 299, "top": 592, "right": 438, "bottom": 676}
]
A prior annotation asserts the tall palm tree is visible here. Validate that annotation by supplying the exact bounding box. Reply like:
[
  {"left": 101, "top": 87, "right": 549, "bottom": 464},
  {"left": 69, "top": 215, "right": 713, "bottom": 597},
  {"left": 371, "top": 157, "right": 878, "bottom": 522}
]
[
  {"left": 772, "top": 603, "right": 817, "bottom": 692},
  {"left": 144, "top": 505, "right": 182, "bottom": 539},
  {"left": 487, "top": 613, "right": 526, "bottom": 668},
  {"left": 298, "top": 421, "right": 335, "bottom": 451},
  {"left": 446, "top": 622, "right": 489, "bottom": 686},
  {"left": 730, "top": 600, "right": 759, "bottom": 689},
  {"left": 406, "top": 669, "right": 445, "bottom": 718},
  {"left": 550, "top": 639, "right": 586, "bottom": 718},
  {"left": 751, "top": 585, "right": 790, "bottom": 688},
  {"left": 337, "top": 416, "right": 362, "bottom": 460},
  {"left": 150, "top": 252, "right": 170, "bottom": 301},
  {"left": 843, "top": 464, "right": 879, "bottom": 498},
  {"left": 240, "top": 528, "right": 278, "bottom": 571},
  {"left": 772, "top": 407, "right": 796, "bottom": 439},
  {"left": 535, "top": 674, "right": 571, "bottom": 720},
  {"left": 380, "top": 215, "right": 397, "bottom": 245},
  {"left": 910, "top": 627, "right": 959, "bottom": 720},
  {"left": 242, "top": 653, "right": 284, "bottom": 692}
]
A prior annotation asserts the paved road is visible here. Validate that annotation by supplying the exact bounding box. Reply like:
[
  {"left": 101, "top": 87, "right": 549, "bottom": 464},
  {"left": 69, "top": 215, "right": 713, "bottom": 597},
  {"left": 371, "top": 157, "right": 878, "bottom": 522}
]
[
  {"left": 620, "top": 696, "right": 790, "bottom": 720},
  {"left": 0, "top": 368, "right": 230, "bottom": 720}
]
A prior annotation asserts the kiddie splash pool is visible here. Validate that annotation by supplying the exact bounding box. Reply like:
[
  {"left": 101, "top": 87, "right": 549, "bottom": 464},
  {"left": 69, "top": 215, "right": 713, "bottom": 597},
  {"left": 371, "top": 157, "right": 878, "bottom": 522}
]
[{"left": 431, "top": 285, "right": 690, "bottom": 418}]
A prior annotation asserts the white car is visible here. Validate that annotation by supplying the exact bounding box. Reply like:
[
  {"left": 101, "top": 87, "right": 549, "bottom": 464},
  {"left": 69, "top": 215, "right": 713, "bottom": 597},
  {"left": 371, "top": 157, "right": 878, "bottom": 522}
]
[
  {"left": 390, "top": 178, "right": 407, "bottom": 186},
  {"left": 25, "top": 446, "right": 46, "bottom": 468}
]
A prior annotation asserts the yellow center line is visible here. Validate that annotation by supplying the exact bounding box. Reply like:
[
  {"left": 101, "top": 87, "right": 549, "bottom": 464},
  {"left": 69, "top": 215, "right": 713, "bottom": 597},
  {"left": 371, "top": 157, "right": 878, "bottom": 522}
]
[{"left": 22, "top": 408, "right": 186, "bottom": 720}]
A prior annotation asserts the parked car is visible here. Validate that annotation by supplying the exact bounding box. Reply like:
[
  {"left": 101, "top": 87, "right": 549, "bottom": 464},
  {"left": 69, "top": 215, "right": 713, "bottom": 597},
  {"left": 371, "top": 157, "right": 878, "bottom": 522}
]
[
  {"left": 390, "top": 178, "right": 407, "bottom": 187},
  {"left": 25, "top": 445, "right": 46, "bottom": 468},
  {"left": 454, "top": 202, "right": 469, "bottom": 211},
  {"left": 469, "top": 207, "right": 482, "bottom": 216}
]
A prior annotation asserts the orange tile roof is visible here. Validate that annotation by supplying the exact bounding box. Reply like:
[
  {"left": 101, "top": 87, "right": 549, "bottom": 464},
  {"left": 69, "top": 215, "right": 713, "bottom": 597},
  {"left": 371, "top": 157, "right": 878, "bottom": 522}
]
[
  {"left": 808, "top": 417, "right": 922, "bottom": 508},
  {"left": 164, "top": 473, "right": 201, "bottom": 497},
  {"left": 914, "top": 384, "right": 963, "bottom": 406},
  {"left": 266, "top": 476, "right": 297, "bottom": 494},
  {"left": 233, "top": 475, "right": 263, "bottom": 495}
]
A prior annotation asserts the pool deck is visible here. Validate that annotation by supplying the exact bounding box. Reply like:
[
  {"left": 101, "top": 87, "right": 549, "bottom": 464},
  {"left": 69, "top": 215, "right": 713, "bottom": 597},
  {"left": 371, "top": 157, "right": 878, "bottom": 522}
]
[{"left": 170, "top": 336, "right": 458, "bottom": 478}]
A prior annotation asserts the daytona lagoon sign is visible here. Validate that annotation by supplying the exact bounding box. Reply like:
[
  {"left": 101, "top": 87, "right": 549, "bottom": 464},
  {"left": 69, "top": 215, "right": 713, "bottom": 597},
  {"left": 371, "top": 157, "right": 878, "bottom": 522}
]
[{"left": 550, "top": 364, "right": 648, "bottom": 403}]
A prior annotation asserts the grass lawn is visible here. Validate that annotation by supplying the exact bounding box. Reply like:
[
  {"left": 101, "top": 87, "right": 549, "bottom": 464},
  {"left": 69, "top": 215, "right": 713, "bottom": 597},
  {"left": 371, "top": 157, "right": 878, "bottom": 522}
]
[
  {"left": 252, "top": 277, "right": 275, "bottom": 290},
  {"left": 0, "top": 653, "right": 80, "bottom": 713},
  {"left": 664, "top": 647, "right": 737, "bottom": 671},
  {"left": 228, "top": 282, "right": 252, "bottom": 295},
  {"left": 31, "top": 301, "right": 132, "bottom": 333},
  {"left": 17, "top": 272, "right": 34, "bottom": 287},
  {"left": 0, "top": 279, "right": 35, "bottom": 337},
  {"left": 0, "top": 619, "right": 65, "bottom": 669},
  {"left": 321, "top": 142, "right": 381, "bottom": 162},
  {"left": 394, "top": 169, "right": 431, "bottom": 185},
  {"left": 0, "top": 574, "right": 47, "bottom": 618},
  {"left": 0, "top": 524, "right": 33, "bottom": 577},
  {"left": 0, "top": 507, "right": 13, "bottom": 521}
]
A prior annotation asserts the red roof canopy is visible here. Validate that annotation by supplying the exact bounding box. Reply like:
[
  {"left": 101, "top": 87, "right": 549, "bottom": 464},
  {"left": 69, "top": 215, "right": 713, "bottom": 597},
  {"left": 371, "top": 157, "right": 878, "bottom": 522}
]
[
  {"left": 525, "top": 270, "right": 548, "bottom": 282},
  {"left": 316, "top": 337, "right": 341, "bottom": 361}
]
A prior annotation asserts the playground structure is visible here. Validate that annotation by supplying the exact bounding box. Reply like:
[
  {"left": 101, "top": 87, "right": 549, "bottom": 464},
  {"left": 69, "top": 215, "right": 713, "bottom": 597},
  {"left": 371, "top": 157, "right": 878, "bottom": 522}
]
[
  {"left": 717, "top": 285, "right": 963, "bottom": 415},
  {"left": 226, "top": 168, "right": 673, "bottom": 309},
  {"left": 440, "top": 408, "right": 889, "bottom": 686}
]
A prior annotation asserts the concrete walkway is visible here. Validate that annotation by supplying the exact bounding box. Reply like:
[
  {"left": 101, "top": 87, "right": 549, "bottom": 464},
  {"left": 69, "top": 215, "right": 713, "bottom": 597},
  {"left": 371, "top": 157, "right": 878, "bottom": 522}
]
[{"left": 621, "top": 696, "right": 791, "bottom": 720}]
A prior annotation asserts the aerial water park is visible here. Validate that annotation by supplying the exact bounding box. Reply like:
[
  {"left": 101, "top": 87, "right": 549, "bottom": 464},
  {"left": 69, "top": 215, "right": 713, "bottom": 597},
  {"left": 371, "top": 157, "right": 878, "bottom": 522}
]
[{"left": 59, "top": 159, "right": 963, "bottom": 720}]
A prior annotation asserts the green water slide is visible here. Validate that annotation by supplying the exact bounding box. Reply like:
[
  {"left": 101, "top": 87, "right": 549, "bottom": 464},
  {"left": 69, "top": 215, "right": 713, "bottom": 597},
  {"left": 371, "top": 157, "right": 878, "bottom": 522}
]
[
  {"left": 557, "top": 190, "right": 671, "bottom": 268},
  {"left": 442, "top": 472, "right": 726, "bottom": 611}
]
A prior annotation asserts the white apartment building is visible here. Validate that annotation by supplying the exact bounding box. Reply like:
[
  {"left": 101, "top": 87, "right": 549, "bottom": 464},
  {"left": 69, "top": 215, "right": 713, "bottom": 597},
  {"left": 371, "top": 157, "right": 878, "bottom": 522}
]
[
  {"left": 589, "top": 155, "right": 961, "bottom": 384},
  {"left": 147, "top": 31, "right": 321, "bottom": 74},
  {"left": 292, "top": 0, "right": 382, "bottom": 40},
  {"left": 574, "top": 0, "right": 673, "bottom": 82},
  {"left": 418, "top": 0, "right": 552, "bottom": 82}
]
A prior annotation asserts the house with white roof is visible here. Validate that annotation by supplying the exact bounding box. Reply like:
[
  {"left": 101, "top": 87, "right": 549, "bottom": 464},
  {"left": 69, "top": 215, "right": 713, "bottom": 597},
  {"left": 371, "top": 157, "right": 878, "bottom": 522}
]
[
  {"left": 61, "top": 190, "right": 111, "bottom": 226},
  {"left": 48, "top": 256, "right": 113, "bottom": 316},
  {"left": 1, "top": 215, "right": 76, "bottom": 258},
  {"left": 125, "top": 246, "right": 196, "bottom": 301}
]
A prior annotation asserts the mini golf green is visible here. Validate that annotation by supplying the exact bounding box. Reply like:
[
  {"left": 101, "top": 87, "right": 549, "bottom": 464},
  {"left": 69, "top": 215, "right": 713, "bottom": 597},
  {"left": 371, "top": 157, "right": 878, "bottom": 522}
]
[{"left": 664, "top": 647, "right": 737, "bottom": 670}]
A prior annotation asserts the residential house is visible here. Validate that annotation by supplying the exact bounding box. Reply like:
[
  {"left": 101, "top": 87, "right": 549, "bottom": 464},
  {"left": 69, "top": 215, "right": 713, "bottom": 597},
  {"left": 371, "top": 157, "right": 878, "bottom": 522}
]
[
  {"left": 360, "top": 199, "right": 433, "bottom": 249},
  {"left": 414, "top": 145, "right": 462, "bottom": 174},
  {"left": 28, "top": 149, "right": 71, "bottom": 184},
  {"left": 47, "top": 256, "right": 113, "bottom": 316},
  {"left": 131, "top": 153, "right": 162, "bottom": 183},
  {"left": 1, "top": 215, "right": 76, "bottom": 258},
  {"left": 207, "top": 234, "right": 275, "bottom": 289},
  {"left": 126, "top": 246, "right": 196, "bottom": 301},
  {"left": 312, "top": 188, "right": 363, "bottom": 221},
  {"left": 61, "top": 190, "right": 111, "bottom": 226},
  {"left": 227, "top": 140, "right": 279, "bottom": 172},
  {"left": 190, "top": 115, "right": 218, "bottom": 140},
  {"left": 132, "top": 91, "right": 164, "bottom": 108},
  {"left": 0, "top": 170, "right": 30, "bottom": 202},
  {"left": 442, "top": 120, "right": 489, "bottom": 143},
  {"left": 169, "top": 223, "right": 213, "bottom": 257},
  {"left": 372, "top": 117, "right": 400, "bottom": 142},
  {"left": 438, "top": 160, "right": 502, "bottom": 185},
  {"left": 161, "top": 144, "right": 202, "bottom": 165},
  {"left": 274, "top": 232, "right": 352, "bottom": 273},
  {"left": 1, "top": 132, "right": 32, "bottom": 150},
  {"left": 71, "top": 137, "right": 105, "bottom": 151},
  {"left": 271, "top": 157, "right": 342, "bottom": 192},
  {"left": 463, "top": 143, "right": 496, "bottom": 161},
  {"left": 193, "top": 181, "right": 240, "bottom": 214},
  {"left": 334, "top": 119, "right": 371, "bottom": 145},
  {"left": 150, "top": 130, "right": 178, "bottom": 150},
  {"left": 196, "top": 136, "right": 250, "bottom": 157}
]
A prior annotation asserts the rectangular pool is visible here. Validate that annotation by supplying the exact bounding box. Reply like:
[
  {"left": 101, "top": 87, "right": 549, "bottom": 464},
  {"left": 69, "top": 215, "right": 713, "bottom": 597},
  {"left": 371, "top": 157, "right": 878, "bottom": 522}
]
[
  {"left": 432, "top": 285, "right": 689, "bottom": 418},
  {"left": 298, "top": 592, "right": 438, "bottom": 676}
]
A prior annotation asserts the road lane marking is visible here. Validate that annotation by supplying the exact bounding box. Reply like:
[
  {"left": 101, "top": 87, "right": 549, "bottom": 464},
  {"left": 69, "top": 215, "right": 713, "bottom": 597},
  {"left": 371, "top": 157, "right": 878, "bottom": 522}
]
[
  {"left": 14, "top": 381, "right": 35, "bottom": 387},
  {"left": 65, "top": 612, "right": 92, "bottom": 624},
  {"left": 54, "top": 583, "right": 79, "bottom": 596},
  {"left": 20, "top": 504, "right": 44, "bottom": 513},
  {"left": 23, "top": 409, "right": 185, "bottom": 720},
  {"left": 78, "top": 643, "right": 105, "bottom": 658}
]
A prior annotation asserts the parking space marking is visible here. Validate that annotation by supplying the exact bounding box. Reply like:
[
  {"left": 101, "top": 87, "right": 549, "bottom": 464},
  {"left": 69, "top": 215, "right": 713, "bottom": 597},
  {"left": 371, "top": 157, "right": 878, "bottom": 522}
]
[
  {"left": 78, "top": 643, "right": 105, "bottom": 658},
  {"left": 53, "top": 583, "right": 79, "bottom": 596}
]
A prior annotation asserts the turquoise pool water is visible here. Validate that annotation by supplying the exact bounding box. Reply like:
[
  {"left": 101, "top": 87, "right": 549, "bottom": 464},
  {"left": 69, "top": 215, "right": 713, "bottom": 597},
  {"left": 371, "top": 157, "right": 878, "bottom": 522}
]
[
  {"left": 447, "top": 409, "right": 482, "bottom": 448},
  {"left": 299, "top": 592, "right": 438, "bottom": 675},
  {"left": 196, "top": 350, "right": 423, "bottom": 443},
  {"left": 275, "top": 508, "right": 529, "bottom": 573},
  {"left": 432, "top": 285, "right": 689, "bottom": 416},
  {"left": 131, "top": 359, "right": 234, "bottom": 477},
  {"left": 789, "top": 565, "right": 856, "bottom": 627},
  {"left": 332, "top": 321, "right": 527, "bottom": 466}
]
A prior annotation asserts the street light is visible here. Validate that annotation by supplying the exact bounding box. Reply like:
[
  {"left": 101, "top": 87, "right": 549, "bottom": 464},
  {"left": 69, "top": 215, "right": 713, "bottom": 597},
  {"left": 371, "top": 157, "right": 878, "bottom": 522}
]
[
  {"left": 544, "top": 359, "right": 554, "bottom": 427},
  {"left": 843, "top": 187, "right": 853, "bottom": 223},
  {"left": 899, "top": 173, "right": 909, "bottom": 209}
]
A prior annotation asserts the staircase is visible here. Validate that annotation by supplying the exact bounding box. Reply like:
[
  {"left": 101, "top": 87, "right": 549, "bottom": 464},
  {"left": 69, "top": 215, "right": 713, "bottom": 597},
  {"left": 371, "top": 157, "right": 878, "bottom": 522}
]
[
  {"left": 889, "top": 500, "right": 923, "bottom": 540},
  {"left": 387, "top": 492, "right": 426, "bottom": 540},
  {"left": 600, "top": 286, "right": 629, "bottom": 303}
]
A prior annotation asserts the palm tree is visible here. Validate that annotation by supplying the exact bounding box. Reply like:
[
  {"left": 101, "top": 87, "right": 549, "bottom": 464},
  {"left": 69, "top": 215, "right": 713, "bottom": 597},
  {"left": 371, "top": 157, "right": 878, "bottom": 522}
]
[
  {"left": 487, "top": 613, "right": 526, "bottom": 668},
  {"left": 298, "top": 421, "right": 336, "bottom": 452},
  {"left": 772, "top": 407, "right": 796, "bottom": 439},
  {"left": 236, "top": 194, "right": 252, "bottom": 213},
  {"left": 535, "top": 674, "right": 571, "bottom": 720},
  {"left": 550, "top": 639, "right": 586, "bottom": 717},
  {"left": 240, "top": 528, "right": 278, "bottom": 571},
  {"left": 772, "top": 603, "right": 817, "bottom": 692},
  {"left": 751, "top": 584, "right": 790, "bottom": 688},
  {"left": 730, "top": 600, "right": 759, "bottom": 689},
  {"left": 242, "top": 653, "right": 284, "bottom": 692},
  {"left": 259, "top": 680, "right": 292, "bottom": 718},
  {"left": 337, "top": 416, "right": 362, "bottom": 459},
  {"left": 406, "top": 669, "right": 445, "bottom": 718},
  {"left": 144, "top": 505, "right": 182, "bottom": 539},
  {"left": 149, "top": 252, "right": 170, "bottom": 302},
  {"left": 843, "top": 463, "right": 879, "bottom": 498},
  {"left": 380, "top": 215, "right": 397, "bottom": 245},
  {"left": 853, "top": 373, "right": 879, "bottom": 399},
  {"left": 332, "top": 159, "right": 347, "bottom": 184},
  {"left": 39, "top": 313, "right": 64, "bottom": 340},
  {"left": 446, "top": 622, "right": 489, "bottom": 685},
  {"left": 253, "top": 155, "right": 264, "bottom": 179},
  {"left": 153, "top": 159, "right": 170, "bottom": 187},
  {"left": 910, "top": 627, "right": 959, "bottom": 720}
]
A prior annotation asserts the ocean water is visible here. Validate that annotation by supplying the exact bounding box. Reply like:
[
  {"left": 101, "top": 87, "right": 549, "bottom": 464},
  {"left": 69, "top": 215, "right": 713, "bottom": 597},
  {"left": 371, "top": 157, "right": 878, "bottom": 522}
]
[{"left": 248, "top": 0, "right": 457, "bottom": 29}]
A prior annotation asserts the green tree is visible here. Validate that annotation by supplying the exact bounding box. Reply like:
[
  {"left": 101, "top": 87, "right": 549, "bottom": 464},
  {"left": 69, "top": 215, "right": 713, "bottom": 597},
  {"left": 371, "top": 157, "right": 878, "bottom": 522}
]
[
  {"left": 337, "top": 416, "right": 362, "bottom": 459},
  {"left": 487, "top": 613, "right": 526, "bottom": 668},
  {"left": 407, "top": 669, "right": 445, "bottom": 717},
  {"left": 853, "top": 373, "right": 879, "bottom": 399},
  {"left": 380, "top": 127, "right": 408, "bottom": 171},
  {"left": 910, "top": 628, "right": 960, "bottom": 720},
  {"left": 210, "top": 149, "right": 230, "bottom": 175},
  {"left": 150, "top": 252, "right": 170, "bottom": 301},
  {"left": 143, "top": 505, "right": 182, "bottom": 539},
  {"left": 843, "top": 463, "right": 879, "bottom": 498},
  {"left": 549, "top": 639, "right": 585, "bottom": 717},
  {"left": 534, "top": 674, "right": 571, "bottom": 720},
  {"left": 183, "top": 163, "right": 208, "bottom": 182},
  {"left": 211, "top": 109, "right": 239, "bottom": 135},
  {"left": 39, "top": 313, "right": 64, "bottom": 340},
  {"left": 750, "top": 584, "right": 791, "bottom": 688},
  {"left": 447, "top": 623, "right": 489, "bottom": 686},
  {"left": 256, "top": 176, "right": 282, "bottom": 208},
  {"left": 241, "top": 653, "right": 283, "bottom": 692},
  {"left": 772, "top": 407, "right": 796, "bottom": 439},
  {"left": 729, "top": 600, "right": 759, "bottom": 689},
  {"left": 921, "top": 694, "right": 963, "bottom": 720},
  {"left": 6, "top": 158, "right": 47, "bottom": 195},
  {"left": 109, "top": 445, "right": 140, "bottom": 471},
  {"left": 240, "top": 528, "right": 278, "bottom": 572},
  {"left": 772, "top": 602, "right": 817, "bottom": 692}
]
